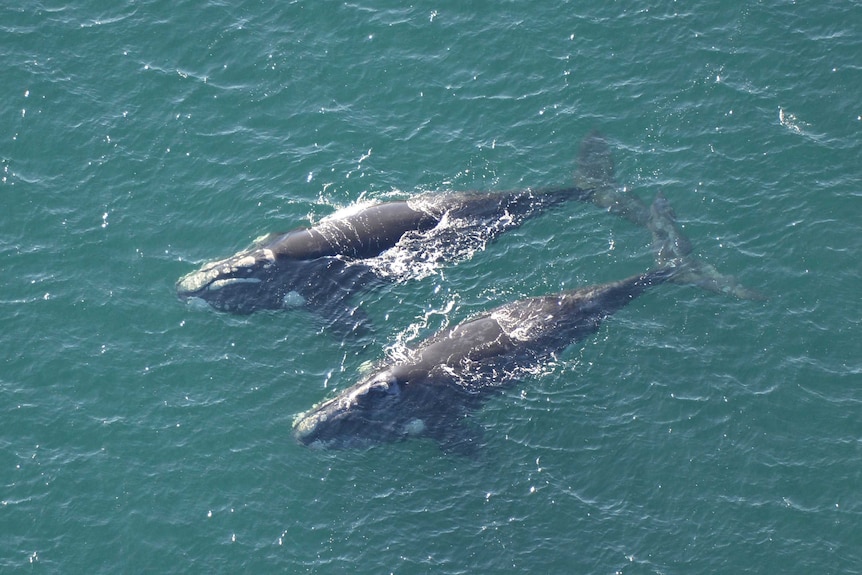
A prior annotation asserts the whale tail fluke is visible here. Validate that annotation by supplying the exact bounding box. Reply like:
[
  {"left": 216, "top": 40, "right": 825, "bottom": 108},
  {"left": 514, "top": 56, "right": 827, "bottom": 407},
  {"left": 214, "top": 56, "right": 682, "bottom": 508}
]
[
  {"left": 646, "top": 192, "right": 766, "bottom": 300},
  {"left": 665, "top": 259, "right": 766, "bottom": 300},
  {"left": 575, "top": 129, "right": 616, "bottom": 190},
  {"left": 575, "top": 130, "right": 650, "bottom": 226}
]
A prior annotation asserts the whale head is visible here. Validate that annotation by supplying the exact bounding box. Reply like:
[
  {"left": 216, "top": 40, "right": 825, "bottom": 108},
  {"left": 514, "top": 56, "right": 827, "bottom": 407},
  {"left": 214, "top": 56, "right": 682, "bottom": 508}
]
[
  {"left": 293, "top": 370, "right": 425, "bottom": 449},
  {"left": 176, "top": 246, "right": 289, "bottom": 314}
]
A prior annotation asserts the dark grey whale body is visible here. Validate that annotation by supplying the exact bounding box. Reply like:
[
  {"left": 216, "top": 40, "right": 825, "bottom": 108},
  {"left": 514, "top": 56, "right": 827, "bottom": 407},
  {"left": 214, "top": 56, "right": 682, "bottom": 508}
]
[
  {"left": 176, "top": 186, "right": 592, "bottom": 327},
  {"left": 292, "top": 267, "right": 678, "bottom": 452}
]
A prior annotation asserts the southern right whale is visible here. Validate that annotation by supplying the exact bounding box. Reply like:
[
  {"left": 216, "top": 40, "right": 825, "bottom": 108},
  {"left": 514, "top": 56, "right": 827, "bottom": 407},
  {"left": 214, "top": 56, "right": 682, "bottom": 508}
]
[
  {"left": 292, "top": 263, "right": 684, "bottom": 452},
  {"left": 176, "top": 184, "right": 595, "bottom": 327}
]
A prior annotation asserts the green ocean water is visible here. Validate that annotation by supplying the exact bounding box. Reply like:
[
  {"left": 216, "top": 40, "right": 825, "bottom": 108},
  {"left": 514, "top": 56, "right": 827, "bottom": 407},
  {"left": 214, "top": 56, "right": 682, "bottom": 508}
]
[{"left": 2, "top": 1, "right": 861, "bottom": 573}]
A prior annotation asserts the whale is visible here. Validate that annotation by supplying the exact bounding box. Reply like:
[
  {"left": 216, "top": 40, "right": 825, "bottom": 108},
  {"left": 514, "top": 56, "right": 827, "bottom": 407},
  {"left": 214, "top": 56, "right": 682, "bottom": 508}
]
[
  {"left": 176, "top": 185, "right": 594, "bottom": 328},
  {"left": 292, "top": 263, "right": 685, "bottom": 453}
]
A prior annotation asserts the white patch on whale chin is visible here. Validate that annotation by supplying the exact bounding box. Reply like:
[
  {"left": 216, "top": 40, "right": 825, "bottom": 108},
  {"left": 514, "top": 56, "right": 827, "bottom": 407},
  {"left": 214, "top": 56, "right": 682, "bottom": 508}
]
[
  {"left": 403, "top": 418, "right": 426, "bottom": 436},
  {"left": 282, "top": 291, "right": 306, "bottom": 308}
]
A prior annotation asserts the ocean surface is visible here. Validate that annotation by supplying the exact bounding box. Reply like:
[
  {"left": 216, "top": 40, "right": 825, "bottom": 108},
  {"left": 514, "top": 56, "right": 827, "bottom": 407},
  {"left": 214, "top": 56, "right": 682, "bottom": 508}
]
[{"left": 2, "top": 1, "right": 861, "bottom": 573}]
